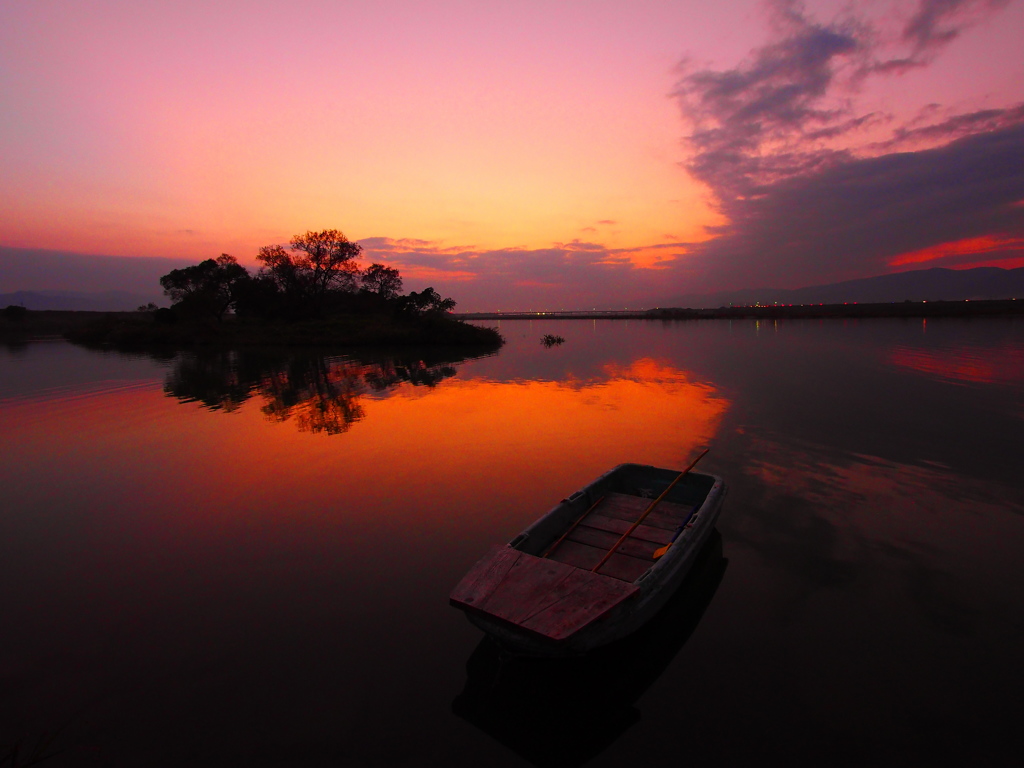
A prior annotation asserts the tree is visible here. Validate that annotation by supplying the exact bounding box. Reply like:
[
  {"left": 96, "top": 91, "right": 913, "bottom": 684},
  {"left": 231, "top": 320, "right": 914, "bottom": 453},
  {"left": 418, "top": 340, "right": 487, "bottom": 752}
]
[
  {"left": 397, "top": 287, "right": 456, "bottom": 317},
  {"left": 360, "top": 263, "right": 403, "bottom": 300},
  {"left": 257, "top": 229, "right": 362, "bottom": 316},
  {"left": 3, "top": 305, "right": 28, "bottom": 322},
  {"left": 232, "top": 273, "right": 285, "bottom": 320},
  {"left": 159, "top": 254, "right": 250, "bottom": 321}
]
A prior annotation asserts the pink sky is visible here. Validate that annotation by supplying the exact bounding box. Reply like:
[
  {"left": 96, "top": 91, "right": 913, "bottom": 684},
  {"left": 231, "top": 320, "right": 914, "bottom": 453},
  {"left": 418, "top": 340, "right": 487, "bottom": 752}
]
[{"left": 2, "top": 0, "right": 1023, "bottom": 310}]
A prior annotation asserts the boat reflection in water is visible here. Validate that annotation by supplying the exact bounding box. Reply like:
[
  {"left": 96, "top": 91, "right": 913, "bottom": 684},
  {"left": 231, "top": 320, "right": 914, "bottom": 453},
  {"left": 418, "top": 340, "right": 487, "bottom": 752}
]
[{"left": 452, "top": 531, "right": 727, "bottom": 768}]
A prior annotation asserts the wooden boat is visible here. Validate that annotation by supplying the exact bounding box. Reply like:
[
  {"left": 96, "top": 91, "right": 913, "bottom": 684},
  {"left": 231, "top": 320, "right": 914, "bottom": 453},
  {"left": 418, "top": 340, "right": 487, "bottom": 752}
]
[
  {"left": 450, "top": 458, "right": 726, "bottom": 655},
  {"left": 452, "top": 531, "right": 728, "bottom": 764}
]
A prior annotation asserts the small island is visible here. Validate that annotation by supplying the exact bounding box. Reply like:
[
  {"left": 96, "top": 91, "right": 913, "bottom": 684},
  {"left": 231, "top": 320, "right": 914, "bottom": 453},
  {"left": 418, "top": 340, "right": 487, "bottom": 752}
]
[{"left": 29, "top": 230, "right": 503, "bottom": 351}]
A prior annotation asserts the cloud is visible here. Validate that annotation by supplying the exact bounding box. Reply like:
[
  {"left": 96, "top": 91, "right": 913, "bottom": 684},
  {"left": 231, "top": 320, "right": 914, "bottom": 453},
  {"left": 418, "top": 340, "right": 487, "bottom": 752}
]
[
  {"left": 0, "top": 247, "right": 195, "bottom": 293},
  {"left": 357, "top": 237, "right": 683, "bottom": 311},
  {"left": 673, "top": 1, "right": 866, "bottom": 202},
  {"left": 872, "top": 103, "right": 1024, "bottom": 152},
  {"left": 670, "top": 0, "right": 1023, "bottom": 290},
  {"left": 684, "top": 122, "right": 1024, "bottom": 287},
  {"left": 901, "top": 0, "right": 1012, "bottom": 57},
  {"left": 2, "top": 238, "right": 684, "bottom": 312},
  {"left": 889, "top": 234, "right": 1024, "bottom": 268}
]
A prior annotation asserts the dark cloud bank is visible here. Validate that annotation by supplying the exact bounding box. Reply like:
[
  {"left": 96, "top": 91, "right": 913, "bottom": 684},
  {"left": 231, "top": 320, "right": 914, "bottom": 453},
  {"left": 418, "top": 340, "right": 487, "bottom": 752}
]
[
  {"left": 679, "top": 118, "right": 1024, "bottom": 292},
  {"left": 670, "top": 0, "right": 1024, "bottom": 293},
  {"left": 0, "top": 247, "right": 194, "bottom": 295},
  {"left": 0, "top": 247, "right": 194, "bottom": 309}
]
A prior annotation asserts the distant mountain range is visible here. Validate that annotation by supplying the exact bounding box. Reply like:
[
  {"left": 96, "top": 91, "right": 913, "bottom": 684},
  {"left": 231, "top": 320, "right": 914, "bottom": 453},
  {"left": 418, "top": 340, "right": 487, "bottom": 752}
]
[
  {"left": 0, "top": 290, "right": 165, "bottom": 311},
  {"left": 660, "top": 267, "right": 1024, "bottom": 308},
  {"left": 0, "top": 246, "right": 193, "bottom": 309}
]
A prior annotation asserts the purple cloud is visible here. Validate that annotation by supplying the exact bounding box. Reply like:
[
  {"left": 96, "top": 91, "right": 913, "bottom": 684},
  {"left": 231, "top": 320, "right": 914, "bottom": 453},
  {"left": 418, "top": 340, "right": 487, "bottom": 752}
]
[
  {"left": 902, "top": 0, "right": 1012, "bottom": 56},
  {"left": 670, "top": 0, "right": 1023, "bottom": 290},
  {"left": 357, "top": 237, "right": 682, "bottom": 311},
  {"left": 685, "top": 121, "right": 1024, "bottom": 288}
]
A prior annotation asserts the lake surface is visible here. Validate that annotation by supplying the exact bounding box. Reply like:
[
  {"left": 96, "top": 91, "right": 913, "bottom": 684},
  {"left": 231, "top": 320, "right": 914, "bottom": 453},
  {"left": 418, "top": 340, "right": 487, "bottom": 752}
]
[{"left": 2, "top": 317, "right": 1023, "bottom": 766}]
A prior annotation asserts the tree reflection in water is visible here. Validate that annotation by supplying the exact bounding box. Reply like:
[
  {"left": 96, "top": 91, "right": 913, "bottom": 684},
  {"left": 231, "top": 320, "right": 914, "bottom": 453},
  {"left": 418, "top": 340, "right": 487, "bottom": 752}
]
[
  {"left": 163, "top": 348, "right": 467, "bottom": 434},
  {"left": 164, "top": 350, "right": 253, "bottom": 413}
]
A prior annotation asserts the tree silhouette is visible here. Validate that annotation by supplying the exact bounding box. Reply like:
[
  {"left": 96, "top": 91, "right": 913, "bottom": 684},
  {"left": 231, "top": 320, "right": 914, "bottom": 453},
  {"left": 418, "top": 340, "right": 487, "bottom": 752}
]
[
  {"left": 361, "top": 263, "right": 403, "bottom": 300},
  {"left": 159, "top": 254, "right": 249, "bottom": 321},
  {"left": 3, "top": 305, "right": 28, "bottom": 322},
  {"left": 397, "top": 287, "right": 456, "bottom": 316},
  {"left": 257, "top": 230, "right": 362, "bottom": 316}
]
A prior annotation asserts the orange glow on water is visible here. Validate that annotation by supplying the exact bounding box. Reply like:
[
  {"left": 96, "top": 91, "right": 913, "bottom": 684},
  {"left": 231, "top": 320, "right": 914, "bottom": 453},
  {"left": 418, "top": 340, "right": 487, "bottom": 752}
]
[
  {"left": 256, "top": 355, "right": 730, "bottom": 504},
  {"left": 1, "top": 354, "right": 729, "bottom": 542}
]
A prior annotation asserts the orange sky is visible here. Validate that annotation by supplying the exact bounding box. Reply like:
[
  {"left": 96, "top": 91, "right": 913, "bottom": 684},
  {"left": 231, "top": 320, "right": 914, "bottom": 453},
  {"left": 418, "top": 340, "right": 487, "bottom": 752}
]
[{"left": 2, "top": 1, "right": 1023, "bottom": 308}]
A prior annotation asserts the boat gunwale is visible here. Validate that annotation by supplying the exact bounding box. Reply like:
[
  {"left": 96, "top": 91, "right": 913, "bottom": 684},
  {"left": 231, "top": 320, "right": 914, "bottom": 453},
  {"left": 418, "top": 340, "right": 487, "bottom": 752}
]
[
  {"left": 512, "top": 462, "right": 725, "bottom": 587},
  {"left": 454, "top": 462, "right": 727, "bottom": 654}
]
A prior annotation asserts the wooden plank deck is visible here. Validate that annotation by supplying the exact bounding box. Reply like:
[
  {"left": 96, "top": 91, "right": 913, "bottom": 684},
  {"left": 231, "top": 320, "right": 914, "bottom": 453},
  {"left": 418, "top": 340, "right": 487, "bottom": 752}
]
[
  {"left": 546, "top": 493, "right": 695, "bottom": 581},
  {"left": 572, "top": 514, "right": 670, "bottom": 546},
  {"left": 450, "top": 546, "right": 639, "bottom": 641},
  {"left": 545, "top": 540, "right": 653, "bottom": 583},
  {"left": 593, "top": 492, "right": 694, "bottom": 532}
]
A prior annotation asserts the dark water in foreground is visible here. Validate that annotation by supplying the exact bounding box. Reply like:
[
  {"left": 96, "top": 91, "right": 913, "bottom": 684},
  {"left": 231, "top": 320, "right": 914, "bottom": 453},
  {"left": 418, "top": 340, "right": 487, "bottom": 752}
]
[{"left": 1, "top": 318, "right": 1023, "bottom": 766}]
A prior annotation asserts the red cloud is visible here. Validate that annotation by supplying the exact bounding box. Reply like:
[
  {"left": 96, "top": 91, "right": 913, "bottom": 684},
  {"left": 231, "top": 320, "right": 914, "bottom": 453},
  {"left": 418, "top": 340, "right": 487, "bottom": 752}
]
[{"left": 890, "top": 235, "right": 1024, "bottom": 267}]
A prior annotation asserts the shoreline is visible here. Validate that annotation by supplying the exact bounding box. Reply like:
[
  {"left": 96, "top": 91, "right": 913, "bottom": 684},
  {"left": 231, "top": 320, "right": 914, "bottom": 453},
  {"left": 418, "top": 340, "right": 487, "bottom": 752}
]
[
  {"left": 458, "top": 298, "right": 1024, "bottom": 321},
  {"left": 5, "top": 299, "right": 1022, "bottom": 346},
  {"left": 1, "top": 309, "right": 503, "bottom": 350}
]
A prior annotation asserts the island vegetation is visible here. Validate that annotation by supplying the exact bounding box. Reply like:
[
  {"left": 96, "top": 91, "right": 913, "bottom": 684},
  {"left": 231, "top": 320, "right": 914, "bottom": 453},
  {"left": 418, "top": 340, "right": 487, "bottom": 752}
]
[
  {"left": 541, "top": 334, "right": 566, "bottom": 347},
  {"left": 44, "top": 230, "right": 502, "bottom": 350}
]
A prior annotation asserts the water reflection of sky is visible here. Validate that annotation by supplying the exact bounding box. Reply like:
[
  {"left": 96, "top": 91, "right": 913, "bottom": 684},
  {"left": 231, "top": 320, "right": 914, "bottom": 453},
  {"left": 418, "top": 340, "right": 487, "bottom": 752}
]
[{"left": 1, "top": 318, "right": 1023, "bottom": 765}]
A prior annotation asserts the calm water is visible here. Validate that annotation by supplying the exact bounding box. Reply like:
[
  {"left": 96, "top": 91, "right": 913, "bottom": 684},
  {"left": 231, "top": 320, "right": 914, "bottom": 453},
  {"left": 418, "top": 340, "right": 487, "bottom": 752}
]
[{"left": 2, "top": 318, "right": 1023, "bottom": 766}]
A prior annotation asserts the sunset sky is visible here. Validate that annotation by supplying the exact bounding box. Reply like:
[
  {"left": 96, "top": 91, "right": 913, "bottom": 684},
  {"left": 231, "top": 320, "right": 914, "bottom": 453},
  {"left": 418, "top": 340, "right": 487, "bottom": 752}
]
[{"left": 2, "top": 0, "right": 1023, "bottom": 310}]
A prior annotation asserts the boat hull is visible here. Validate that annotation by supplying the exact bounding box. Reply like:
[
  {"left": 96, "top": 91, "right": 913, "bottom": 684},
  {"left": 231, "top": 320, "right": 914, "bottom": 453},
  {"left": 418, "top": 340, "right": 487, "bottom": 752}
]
[{"left": 452, "top": 463, "right": 727, "bottom": 656}]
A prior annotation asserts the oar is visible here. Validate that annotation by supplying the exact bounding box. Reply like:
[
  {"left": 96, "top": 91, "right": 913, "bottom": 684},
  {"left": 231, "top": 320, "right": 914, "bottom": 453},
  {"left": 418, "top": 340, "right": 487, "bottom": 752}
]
[
  {"left": 542, "top": 496, "right": 606, "bottom": 558},
  {"left": 652, "top": 519, "right": 690, "bottom": 560},
  {"left": 591, "top": 448, "right": 709, "bottom": 574}
]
